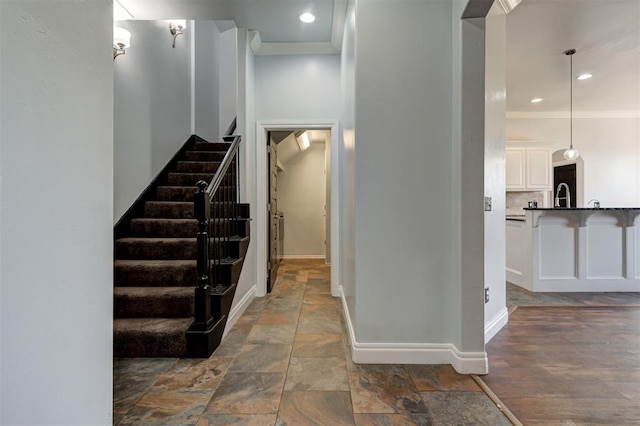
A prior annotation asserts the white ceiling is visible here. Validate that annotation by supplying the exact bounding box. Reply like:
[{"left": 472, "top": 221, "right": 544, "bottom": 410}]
[
  {"left": 117, "top": 0, "right": 346, "bottom": 54},
  {"left": 506, "top": 0, "right": 640, "bottom": 113},
  {"left": 118, "top": 0, "right": 639, "bottom": 112}
]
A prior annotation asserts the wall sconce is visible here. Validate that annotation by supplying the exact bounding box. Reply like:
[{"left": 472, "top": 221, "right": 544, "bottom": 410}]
[
  {"left": 169, "top": 20, "right": 186, "bottom": 48},
  {"left": 296, "top": 131, "right": 311, "bottom": 151},
  {"left": 113, "top": 27, "right": 131, "bottom": 60}
]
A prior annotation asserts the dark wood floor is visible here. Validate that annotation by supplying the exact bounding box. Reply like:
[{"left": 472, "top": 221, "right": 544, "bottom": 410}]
[{"left": 483, "top": 305, "right": 640, "bottom": 425}]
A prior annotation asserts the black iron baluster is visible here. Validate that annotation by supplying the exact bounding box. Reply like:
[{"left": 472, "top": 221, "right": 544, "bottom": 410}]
[{"left": 186, "top": 180, "right": 215, "bottom": 356}]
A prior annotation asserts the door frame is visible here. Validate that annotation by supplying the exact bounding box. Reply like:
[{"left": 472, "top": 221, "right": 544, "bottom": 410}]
[{"left": 256, "top": 120, "right": 340, "bottom": 297}]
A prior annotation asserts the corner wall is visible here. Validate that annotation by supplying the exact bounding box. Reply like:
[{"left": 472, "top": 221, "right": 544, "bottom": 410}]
[
  {"left": 1, "top": 1, "right": 113, "bottom": 423},
  {"left": 339, "top": 0, "right": 489, "bottom": 373},
  {"left": 340, "top": 0, "right": 357, "bottom": 332},
  {"left": 484, "top": 4, "right": 508, "bottom": 342}
]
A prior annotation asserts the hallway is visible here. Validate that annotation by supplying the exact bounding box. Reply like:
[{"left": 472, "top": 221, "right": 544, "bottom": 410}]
[{"left": 114, "top": 259, "right": 510, "bottom": 425}]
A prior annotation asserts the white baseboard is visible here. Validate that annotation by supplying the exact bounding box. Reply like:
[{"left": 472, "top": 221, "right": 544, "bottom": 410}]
[
  {"left": 222, "top": 285, "right": 256, "bottom": 338},
  {"left": 485, "top": 307, "right": 509, "bottom": 344},
  {"left": 338, "top": 286, "right": 488, "bottom": 375},
  {"left": 281, "top": 255, "right": 326, "bottom": 259}
]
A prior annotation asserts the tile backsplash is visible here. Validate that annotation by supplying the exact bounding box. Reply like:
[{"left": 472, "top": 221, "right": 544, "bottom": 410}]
[{"left": 506, "top": 192, "right": 545, "bottom": 215}]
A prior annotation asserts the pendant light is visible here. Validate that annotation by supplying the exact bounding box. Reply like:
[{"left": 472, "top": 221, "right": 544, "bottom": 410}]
[{"left": 563, "top": 49, "right": 580, "bottom": 161}]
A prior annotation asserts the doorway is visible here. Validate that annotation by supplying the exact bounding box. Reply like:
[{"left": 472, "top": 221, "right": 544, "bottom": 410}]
[
  {"left": 553, "top": 164, "right": 577, "bottom": 208},
  {"left": 266, "top": 129, "right": 330, "bottom": 292},
  {"left": 256, "top": 121, "right": 340, "bottom": 298}
]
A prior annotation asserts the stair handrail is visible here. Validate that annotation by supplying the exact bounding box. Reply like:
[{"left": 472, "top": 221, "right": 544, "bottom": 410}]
[{"left": 204, "top": 134, "right": 240, "bottom": 200}]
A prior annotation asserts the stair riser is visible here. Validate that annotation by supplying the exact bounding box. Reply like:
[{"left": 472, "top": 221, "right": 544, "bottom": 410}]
[
  {"left": 115, "top": 261, "right": 242, "bottom": 287},
  {"left": 115, "top": 263, "right": 197, "bottom": 287},
  {"left": 211, "top": 284, "right": 236, "bottom": 323},
  {"left": 184, "top": 151, "right": 226, "bottom": 161},
  {"left": 212, "top": 261, "right": 243, "bottom": 287},
  {"left": 144, "top": 202, "right": 239, "bottom": 219},
  {"left": 192, "top": 142, "right": 231, "bottom": 151},
  {"left": 114, "top": 329, "right": 187, "bottom": 358},
  {"left": 167, "top": 173, "right": 214, "bottom": 186},
  {"left": 129, "top": 218, "right": 250, "bottom": 238},
  {"left": 156, "top": 186, "right": 234, "bottom": 202},
  {"left": 115, "top": 292, "right": 195, "bottom": 318},
  {"left": 176, "top": 161, "right": 221, "bottom": 173},
  {"left": 115, "top": 239, "right": 247, "bottom": 260}
]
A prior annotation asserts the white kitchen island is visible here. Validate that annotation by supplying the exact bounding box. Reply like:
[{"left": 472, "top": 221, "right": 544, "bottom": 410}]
[{"left": 506, "top": 208, "right": 640, "bottom": 292}]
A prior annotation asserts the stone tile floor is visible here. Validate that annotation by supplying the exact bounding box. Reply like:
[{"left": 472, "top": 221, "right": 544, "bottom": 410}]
[{"left": 114, "top": 260, "right": 510, "bottom": 425}]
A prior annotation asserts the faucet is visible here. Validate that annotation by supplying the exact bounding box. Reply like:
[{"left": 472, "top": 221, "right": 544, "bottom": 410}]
[
  {"left": 555, "top": 183, "right": 571, "bottom": 208},
  {"left": 588, "top": 199, "right": 600, "bottom": 208}
]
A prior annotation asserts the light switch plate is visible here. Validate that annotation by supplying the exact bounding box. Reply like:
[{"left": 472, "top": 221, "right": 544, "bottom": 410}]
[{"left": 484, "top": 196, "right": 492, "bottom": 212}]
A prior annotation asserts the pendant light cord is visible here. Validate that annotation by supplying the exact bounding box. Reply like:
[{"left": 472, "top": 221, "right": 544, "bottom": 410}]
[
  {"left": 569, "top": 51, "right": 573, "bottom": 150},
  {"left": 564, "top": 49, "right": 576, "bottom": 151}
]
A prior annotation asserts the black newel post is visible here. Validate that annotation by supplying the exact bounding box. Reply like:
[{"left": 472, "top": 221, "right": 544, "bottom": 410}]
[{"left": 186, "top": 180, "right": 216, "bottom": 356}]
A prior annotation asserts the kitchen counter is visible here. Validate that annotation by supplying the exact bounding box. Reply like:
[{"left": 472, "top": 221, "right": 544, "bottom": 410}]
[
  {"left": 524, "top": 207, "right": 640, "bottom": 211},
  {"left": 506, "top": 209, "right": 640, "bottom": 292}
]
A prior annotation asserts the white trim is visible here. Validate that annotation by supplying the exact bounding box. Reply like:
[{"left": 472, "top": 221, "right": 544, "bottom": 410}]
[
  {"left": 507, "top": 111, "right": 640, "bottom": 119},
  {"left": 222, "top": 285, "right": 256, "bottom": 338},
  {"left": 485, "top": 307, "right": 509, "bottom": 343},
  {"left": 251, "top": 40, "right": 339, "bottom": 56},
  {"left": 256, "top": 120, "right": 341, "bottom": 298},
  {"left": 338, "top": 287, "right": 489, "bottom": 375},
  {"left": 281, "top": 255, "right": 326, "bottom": 259},
  {"left": 331, "top": 0, "right": 348, "bottom": 52}
]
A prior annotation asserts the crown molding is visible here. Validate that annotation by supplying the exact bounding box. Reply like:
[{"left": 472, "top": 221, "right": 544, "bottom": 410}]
[
  {"left": 507, "top": 111, "right": 640, "bottom": 119},
  {"left": 249, "top": 33, "right": 339, "bottom": 56}
]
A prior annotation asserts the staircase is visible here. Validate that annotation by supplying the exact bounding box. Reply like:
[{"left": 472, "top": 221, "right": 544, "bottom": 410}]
[{"left": 113, "top": 133, "right": 250, "bottom": 358}]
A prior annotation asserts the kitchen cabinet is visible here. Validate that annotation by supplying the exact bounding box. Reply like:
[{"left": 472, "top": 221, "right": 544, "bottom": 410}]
[{"left": 506, "top": 145, "right": 552, "bottom": 191}]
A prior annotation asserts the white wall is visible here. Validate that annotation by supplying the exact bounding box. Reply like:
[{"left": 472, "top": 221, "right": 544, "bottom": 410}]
[
  {"left": 231, "top": 28, "right": 257, "bottom": 324},
  {"left": 507, "top": 116, "right": 640, "bottom": 207},
  {"left": 278, "top": 142, "right": 327, "bottom": 257},
  {"left": 194, "top": 21, "right": 221, "bottom": 141},
  {"left": 354, "top": 0, "right": 457, "bottom": 344},
  {"left": 255, "top": 55, "right": 341, "bottom": 120},
  {"left": 1, "top": 1, "right": 113, "bottom": 423},
  {"left": 114, "top": 20, "right": 192, "bottom": 222},
  {"left": 484, "top": 4, "right": 508, "bottom": 343}
]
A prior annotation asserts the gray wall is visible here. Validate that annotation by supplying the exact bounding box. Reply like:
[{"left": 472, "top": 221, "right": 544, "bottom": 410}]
[
  {"left": 194, "top": 21, "right": 221, "bottom": 142},
  {"left": 255, "top": 55, "right": 341, "bottom": 120},
  {"left": 340, "top": 0, "right": 357, "bottom": 329},
  {"left": 0, "top": 1, "right": 113, "bottom": 423},
  {"left": 354, "top": 0, "right": 457, "bottom": 343},
  {"left": 277, "top": 142, "right": 327, "bottom": 257},
  {"left": 114, "top": 20, "right": 192, "bottom": 222},
  {"left": 338, "top": 0, "right": 488, "bottom": 362}
]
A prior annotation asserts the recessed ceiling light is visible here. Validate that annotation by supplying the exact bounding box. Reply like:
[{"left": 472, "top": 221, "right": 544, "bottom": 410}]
[
  {"left": 530, "top": 98, "right": 543, "bottom": 103},
  {"left": 577, "top": 73, "right": 593, "bottom": 80},
  {"left": 300, "top": 12, "right": 316, "bottom": 23}
]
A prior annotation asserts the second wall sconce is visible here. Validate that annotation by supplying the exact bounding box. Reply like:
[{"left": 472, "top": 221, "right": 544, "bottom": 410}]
[
  {"left": 169, "top": 20, "right": 187, "bottom": 48},
  {"left": 113, "top": 26, "right": 131, "bottom": 60}
]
